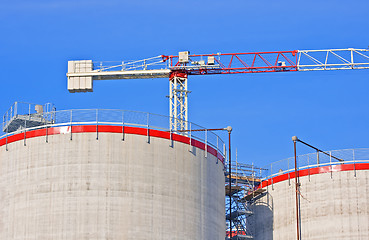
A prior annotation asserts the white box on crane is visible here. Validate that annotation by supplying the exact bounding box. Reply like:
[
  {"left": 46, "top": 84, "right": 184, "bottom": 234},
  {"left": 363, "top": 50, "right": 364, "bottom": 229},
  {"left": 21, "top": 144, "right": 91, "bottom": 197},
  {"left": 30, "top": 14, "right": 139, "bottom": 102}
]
[
  {"left": 179, "top": 51, "right": 189, "bottom": 63},
  {"left": 208, "top": 56, "right": 215, "bottom": 65}
]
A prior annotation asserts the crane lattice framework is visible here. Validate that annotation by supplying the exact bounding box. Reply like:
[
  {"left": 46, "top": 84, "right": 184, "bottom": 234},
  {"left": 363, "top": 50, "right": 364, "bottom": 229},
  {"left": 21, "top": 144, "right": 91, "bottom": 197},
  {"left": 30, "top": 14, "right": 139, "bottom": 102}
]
[{"left": 67, "top": 48, "right": 369, "bottom": 130}]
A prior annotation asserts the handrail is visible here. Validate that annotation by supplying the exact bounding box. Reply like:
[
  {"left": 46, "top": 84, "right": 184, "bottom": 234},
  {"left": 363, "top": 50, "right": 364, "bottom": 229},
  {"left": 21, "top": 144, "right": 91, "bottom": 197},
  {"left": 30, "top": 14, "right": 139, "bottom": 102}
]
[
  {"left": 0, "top": 108, "right": 226, "bottom": 158},
  {"left": 261, "top": 148, "right": 369, "bottom": 180}
]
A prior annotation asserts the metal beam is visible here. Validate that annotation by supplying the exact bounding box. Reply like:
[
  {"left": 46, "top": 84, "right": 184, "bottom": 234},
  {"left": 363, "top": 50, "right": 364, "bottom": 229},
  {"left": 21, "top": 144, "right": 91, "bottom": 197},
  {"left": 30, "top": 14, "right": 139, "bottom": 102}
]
[
  {"left": 297, "top": 48, "right": 369, "bottom": 71},
  {"left": 67, "top": 69, "right": 171, "bottom": 80}
]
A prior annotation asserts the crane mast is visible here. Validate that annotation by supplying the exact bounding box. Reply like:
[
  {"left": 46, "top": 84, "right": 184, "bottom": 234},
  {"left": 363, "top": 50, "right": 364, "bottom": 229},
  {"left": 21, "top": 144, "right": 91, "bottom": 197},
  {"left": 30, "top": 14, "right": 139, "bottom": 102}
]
[
  {"left": 67, "top": 48, "right": 369, "bottom": 130},
  {"left": 169, "top": 71, "right": 189, "bottom": 130}
]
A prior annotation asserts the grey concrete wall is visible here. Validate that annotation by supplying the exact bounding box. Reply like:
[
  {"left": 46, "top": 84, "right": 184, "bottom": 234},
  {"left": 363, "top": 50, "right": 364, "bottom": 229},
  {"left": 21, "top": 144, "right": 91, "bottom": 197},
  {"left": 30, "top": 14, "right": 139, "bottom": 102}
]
[
  {"left": 251, "top": 169, "right": 369, "bottom": 240},
  {"left": 0, "top": 130, "right": 225, "bottom": 239}
]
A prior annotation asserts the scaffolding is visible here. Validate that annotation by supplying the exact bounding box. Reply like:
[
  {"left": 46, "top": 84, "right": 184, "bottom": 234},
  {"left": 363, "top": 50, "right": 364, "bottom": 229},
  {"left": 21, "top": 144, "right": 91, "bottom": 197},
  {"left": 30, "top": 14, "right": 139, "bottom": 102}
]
[{"left": 225, "top": 159, "right": 265, "bottom": 240}]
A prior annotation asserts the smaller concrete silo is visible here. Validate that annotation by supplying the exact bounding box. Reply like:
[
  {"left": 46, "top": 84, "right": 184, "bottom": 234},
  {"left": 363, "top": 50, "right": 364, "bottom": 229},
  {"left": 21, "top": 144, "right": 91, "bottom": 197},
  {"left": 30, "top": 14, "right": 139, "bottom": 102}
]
[{"left": 248, "top": 149, "right": 369, "bottom": 240}]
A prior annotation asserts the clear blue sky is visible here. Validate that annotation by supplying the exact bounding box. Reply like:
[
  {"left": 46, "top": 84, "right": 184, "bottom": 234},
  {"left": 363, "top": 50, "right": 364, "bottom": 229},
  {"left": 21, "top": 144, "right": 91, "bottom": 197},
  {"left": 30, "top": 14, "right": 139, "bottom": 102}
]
[{"left": 1, "top": 0, "right": 369, "bottom": 168}]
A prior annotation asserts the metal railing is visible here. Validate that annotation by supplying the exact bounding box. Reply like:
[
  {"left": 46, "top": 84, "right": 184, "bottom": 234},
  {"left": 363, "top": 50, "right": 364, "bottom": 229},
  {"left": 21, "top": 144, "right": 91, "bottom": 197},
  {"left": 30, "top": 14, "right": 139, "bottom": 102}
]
[
  {"left": 94, "top": 56, "right": 169, "bottom": 72},
  {"left": 2, "top": 102, "right": 55, "bottom": 126},
  {"left": 0, "top": 108, "right": 226, "bottom": 158},
  {"left": 261, "top": 148, "right": 369, "bottom": 180}
]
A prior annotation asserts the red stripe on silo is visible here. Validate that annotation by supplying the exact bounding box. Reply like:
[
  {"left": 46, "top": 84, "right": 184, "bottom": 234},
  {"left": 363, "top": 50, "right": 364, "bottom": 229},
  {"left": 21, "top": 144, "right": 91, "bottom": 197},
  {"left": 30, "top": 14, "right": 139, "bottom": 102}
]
[
  {"left": 0, "top": 125, "right": 225, "bottom": 164},
  {"left": 259, "top": 163, "right": 369, "bottom": 189}
]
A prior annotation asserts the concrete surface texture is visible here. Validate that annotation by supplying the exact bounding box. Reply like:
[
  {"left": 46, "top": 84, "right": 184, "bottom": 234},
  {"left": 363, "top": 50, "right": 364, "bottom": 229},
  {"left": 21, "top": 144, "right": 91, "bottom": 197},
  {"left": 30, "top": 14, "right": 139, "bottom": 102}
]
[
  {"left": 251, "top": 169, "right": 369, "bottom": 240},
  {"left": 0, "top": 129, "right": 225, "bottom": 239}
]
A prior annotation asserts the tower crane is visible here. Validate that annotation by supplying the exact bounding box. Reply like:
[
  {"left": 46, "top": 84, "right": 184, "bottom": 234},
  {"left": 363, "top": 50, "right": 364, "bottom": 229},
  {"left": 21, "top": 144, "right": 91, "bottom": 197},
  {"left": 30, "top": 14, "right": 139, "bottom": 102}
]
[
  {"left": 67, "top": 48, "right": 369, "bottom": 240},
  {"left": 67, "top": 48, "right": 369, "bottom": 130}
]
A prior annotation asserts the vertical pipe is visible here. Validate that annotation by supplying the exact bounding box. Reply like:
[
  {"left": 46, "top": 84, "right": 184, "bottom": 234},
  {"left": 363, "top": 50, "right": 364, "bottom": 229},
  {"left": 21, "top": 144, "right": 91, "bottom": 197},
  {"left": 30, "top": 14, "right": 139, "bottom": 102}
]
[
  {"left": 205, "top": 129, "right": 207, "bottom": 158},
  {"left": 294, "top": 140, "right": 300, "bottom": 240},
  {"left": 228, "top": 130, "right": 232, "bottom": 238}
]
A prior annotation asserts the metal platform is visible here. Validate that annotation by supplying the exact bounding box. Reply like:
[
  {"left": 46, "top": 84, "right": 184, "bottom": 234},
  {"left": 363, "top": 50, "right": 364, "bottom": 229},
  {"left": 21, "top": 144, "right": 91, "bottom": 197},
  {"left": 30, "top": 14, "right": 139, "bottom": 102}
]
[
  {"left": 231, "top": 234, "right": 253, "bottom": 240},
  {"left": 226, "top": 174, "right": 262, "bottom": 183},
  {"left": 226, "top": 209, "right": 253, "bottom": 221},
  {"left": 2, "top": 102, "right": 55, "bottom": 133},
  {"left": 241, "top": 188, "right": 266, "bottom": 202},
  {"left": 3, "top": 114, "right": 52, "bottom": 133},
  {"left": 225, "top": 185, "right": 244, "bottom": 196}
]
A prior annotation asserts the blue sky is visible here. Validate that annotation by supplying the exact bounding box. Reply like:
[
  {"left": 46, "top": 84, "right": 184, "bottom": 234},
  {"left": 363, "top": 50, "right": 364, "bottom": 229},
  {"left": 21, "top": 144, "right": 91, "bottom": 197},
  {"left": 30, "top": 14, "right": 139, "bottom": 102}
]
[{"left": 1, "top": 0, "right": 369, "bottom": 168}]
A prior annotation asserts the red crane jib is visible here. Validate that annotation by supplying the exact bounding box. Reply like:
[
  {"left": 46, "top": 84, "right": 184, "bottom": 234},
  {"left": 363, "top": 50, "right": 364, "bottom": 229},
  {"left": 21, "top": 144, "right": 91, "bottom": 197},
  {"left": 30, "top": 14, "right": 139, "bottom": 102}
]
[{"left": 162, "top": 50, "right": 299, "bottom": 75}]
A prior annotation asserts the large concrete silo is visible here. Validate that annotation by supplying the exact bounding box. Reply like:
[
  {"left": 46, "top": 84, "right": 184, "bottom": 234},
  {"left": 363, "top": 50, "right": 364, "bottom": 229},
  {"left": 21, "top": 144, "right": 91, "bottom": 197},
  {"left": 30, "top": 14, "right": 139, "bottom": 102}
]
[{"left": 0, "top": 104, "right": 225, "bottom": 240}]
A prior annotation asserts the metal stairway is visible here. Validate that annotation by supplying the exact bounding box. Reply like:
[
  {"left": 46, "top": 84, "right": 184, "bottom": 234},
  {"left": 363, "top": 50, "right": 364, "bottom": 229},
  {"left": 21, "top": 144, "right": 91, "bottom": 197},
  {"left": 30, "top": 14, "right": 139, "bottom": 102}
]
[{"left": 225, "top": 161, "right": 265, "bottom": 240}]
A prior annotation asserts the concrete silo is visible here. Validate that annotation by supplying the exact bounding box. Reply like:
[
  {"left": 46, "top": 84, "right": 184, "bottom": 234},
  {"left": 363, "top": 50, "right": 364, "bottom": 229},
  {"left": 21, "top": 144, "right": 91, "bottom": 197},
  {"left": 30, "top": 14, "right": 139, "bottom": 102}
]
[
  {"left": 0, "top": 102, "right": 226, "bottom": 240},
  {"left": 249, "top": 149, "right": 369, "bottom": 240}
]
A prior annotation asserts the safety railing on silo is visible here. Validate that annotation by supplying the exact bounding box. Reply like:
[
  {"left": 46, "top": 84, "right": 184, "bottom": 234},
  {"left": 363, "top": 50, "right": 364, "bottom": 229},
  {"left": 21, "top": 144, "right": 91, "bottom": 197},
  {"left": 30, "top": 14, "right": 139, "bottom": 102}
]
[
  {"left": 1, "top": 108, "right": 226, "bottom": 160},
  {"left": 261, "top": 148, "right": 369, "bottom": 184}
]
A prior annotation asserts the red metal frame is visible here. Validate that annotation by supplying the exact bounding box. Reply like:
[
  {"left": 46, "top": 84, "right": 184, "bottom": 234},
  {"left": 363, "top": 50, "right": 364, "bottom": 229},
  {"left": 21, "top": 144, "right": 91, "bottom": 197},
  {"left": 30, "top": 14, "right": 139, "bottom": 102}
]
[
  {"left": 162, "top": 50, "right": 298, "bottom": 75},
  {"left": 169, "top": 71, "right": 187, "bottom": 80},
  {"left": 226, "top": 230, "right": 247, "bottom": 238}
]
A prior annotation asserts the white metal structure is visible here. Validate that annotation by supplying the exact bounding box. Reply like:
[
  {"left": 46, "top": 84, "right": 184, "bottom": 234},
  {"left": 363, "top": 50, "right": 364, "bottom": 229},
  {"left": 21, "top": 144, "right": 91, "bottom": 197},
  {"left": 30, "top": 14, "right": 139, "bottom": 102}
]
[
  {"left": 66, "top": 48, "right": 369, "bottom": 130},
  {"left": 297, "top": 48, "right": 369, "bottom": 71},
  {"left": 169, "top": 73, "right": 189, "bottom": 130}
]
